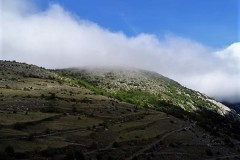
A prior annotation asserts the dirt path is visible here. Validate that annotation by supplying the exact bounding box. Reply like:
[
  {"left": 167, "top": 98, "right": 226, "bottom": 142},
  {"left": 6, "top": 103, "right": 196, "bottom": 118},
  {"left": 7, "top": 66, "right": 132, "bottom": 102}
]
[
  {"left": 0, "top": 113, "right": 64, "bottom": 129},
  {"left": 0, "top": 127, "right": 87, "bottom": 141},
  {"left": 205, "top": 154, "right": 240, "bottom": 160},
  {"left": 125, "top": 125, "right": 191, "bottom": 160},
  {"left": 149, "top": 151, "right": 196, "bottom": 156},
  {"left": 119, "top": 117, "right": 170, "bottom": 133},
  {"left": 85, "top": 117, "right": 170, "bottom": 155}
]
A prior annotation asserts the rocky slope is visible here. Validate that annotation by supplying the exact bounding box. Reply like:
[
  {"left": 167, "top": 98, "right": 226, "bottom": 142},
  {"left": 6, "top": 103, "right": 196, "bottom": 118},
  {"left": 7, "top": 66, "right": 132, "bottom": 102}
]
[
  {"left": 223, "top": 102, "right": 240, "bottom": 114},
  {"left": 0, "top": 61, "right": 240, "bottom": 160},
  {"left": 59, "top": 67, "right": 240, "bottom": 122},
  {"left": 0, "top": 60, "right": 56, "bottom": 79}
]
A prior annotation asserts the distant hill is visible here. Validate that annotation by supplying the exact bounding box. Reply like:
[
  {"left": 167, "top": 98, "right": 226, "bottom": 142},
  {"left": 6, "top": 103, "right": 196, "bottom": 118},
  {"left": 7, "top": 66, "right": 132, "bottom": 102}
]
[
  {"left": 0, "top": 60, "right": 56, "bottom": 79},
  {"left": 223, "top": 102, "right": 240, "bottom": 114},
  {"left": 0, "top": 60, "right": 240, "bottom": 160}
]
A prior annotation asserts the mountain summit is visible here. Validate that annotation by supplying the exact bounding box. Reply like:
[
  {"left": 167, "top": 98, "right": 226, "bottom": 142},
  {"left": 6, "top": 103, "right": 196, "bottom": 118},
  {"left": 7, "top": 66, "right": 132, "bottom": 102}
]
[
  {"left": 0, "top": 60, "right": 240, "bottom": 159},
  {"left": 60, "top": 67, "right": 240, "bottom": 122}
]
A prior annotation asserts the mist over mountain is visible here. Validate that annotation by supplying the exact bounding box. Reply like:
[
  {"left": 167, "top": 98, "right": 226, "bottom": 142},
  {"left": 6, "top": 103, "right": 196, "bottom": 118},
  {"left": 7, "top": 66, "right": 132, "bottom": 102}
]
[
  {"left": 1, "top": 0, "right": 239, "bottom": 159},
  {"left": 1, "top": 0, "right": 240, "bottom": 103},
  {"left": 0, "top": 60, "right": 240, "bottom": 159}
]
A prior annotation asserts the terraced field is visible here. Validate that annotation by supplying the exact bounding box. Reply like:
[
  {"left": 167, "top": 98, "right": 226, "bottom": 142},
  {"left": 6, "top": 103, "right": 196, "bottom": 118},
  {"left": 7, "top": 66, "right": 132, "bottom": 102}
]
[{"left": 0, "top": 61, "right": 240, "bottom": 160}]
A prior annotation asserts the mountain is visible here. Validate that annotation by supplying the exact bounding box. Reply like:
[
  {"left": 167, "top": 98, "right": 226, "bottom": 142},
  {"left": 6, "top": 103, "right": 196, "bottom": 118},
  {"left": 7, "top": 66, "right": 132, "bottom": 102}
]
[
  {"left": 59, "top": 67, "right": 240, "bottom": 122},
  {"left": 0, "top": 60, "right": 240, "bottom": 160},
  {"left": 223, "top": 102, "right": 240, "bottom": 114}
]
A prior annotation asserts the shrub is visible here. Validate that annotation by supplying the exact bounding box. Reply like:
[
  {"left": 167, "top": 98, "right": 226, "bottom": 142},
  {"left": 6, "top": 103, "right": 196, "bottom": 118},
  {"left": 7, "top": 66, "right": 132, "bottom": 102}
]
[
  {"left": 72, "top": 106, "right": 77, "bottom": 113},
  {"left": 45, "top": 128, "right": 51, "bottom": 134},
  {"left": 27, "top": 133, "right": 35, "bottom": 141},
  {"left": 14, "top": 123, "right": 26, "bottom": 130},
  {"left": 5, "top": 85, "right": 11, "bottom": 89},
  {"left": 112, "top": 141, "right": 119, "bottom": 148},
  {"left": 40, "top": 106, "right": 60, "bottom": 113},
  {"left": 48, "top": 93, "right": 56, "bottom": 100},
  {"left": 75, "top": 150, "right": 85, "bottom": 160},
  {"left": 89, "top": 142, "right": 98, "bottom": 149},
  {"left": 96, "top": 153, "right": 104, "bottom": 160},
  {"left": 205, "top": 148, "right": 213, "bottom": 156},
  {"left": 4, "top": 145, "right": 14, "bottom": 155},
  {"left": 64, "top": 149, "right": 75, "bottom": 160}
]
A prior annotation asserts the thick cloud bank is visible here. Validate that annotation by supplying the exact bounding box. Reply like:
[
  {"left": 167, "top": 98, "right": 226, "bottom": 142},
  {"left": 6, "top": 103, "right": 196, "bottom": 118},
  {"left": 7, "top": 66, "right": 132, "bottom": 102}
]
[{"left": 1, "top": 0, "right": 240, "bottom": 102}]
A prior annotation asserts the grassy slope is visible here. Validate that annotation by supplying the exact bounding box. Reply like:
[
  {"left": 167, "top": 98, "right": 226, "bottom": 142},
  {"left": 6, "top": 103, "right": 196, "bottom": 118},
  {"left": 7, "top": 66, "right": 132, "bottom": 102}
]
[
  {"left": 57, "top": 68, "right": 219, "bottom": 112},
  {"left": 57, "top": 68, "right": 240, "bottom": 127},
  {"left": 0, "top": 61, "right": 239, "bottom": 159}
]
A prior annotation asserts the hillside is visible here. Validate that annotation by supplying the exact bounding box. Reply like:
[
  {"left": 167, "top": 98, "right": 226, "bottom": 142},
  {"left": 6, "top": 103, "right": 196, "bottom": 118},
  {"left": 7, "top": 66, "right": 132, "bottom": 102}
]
[
  {"left": 0, "top": 61, "right": 240, "bottom": 160},
  {"left": 223, "top": 102, "right": 240, "bottom": 114},
  {"left": 59, "top": 67, "right": 239, "bottom": 121}
]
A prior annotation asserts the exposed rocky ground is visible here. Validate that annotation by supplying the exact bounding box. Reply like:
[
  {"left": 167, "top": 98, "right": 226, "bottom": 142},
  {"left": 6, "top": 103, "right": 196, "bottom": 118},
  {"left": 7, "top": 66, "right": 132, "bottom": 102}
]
[
  {"left": 223, "top": 102, "right": 240, "bottom": 114},
  {"left": 0, "top": 60, "right": 239, "bottom": 160},
  {"left": 60, "top": 67, "right": 240, "bottom": 122}
]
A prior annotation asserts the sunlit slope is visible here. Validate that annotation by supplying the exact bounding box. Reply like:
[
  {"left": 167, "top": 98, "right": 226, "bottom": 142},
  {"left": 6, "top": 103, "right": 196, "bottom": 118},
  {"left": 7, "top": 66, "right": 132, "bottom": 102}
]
[
  {"left": 0, "top": 61, "right": 240, "bottom": 159},
  {"left": 59, "top": 67, "right": 239, "bottom": 121}
]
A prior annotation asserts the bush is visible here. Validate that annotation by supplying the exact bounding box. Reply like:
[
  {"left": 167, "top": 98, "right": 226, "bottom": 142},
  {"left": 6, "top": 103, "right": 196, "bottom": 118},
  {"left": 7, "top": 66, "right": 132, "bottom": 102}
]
[
  {"left": 4, "top": 145, "right": 14, "bottom": 155},
  {"left": 112, "top": 141, "right": 119, "bottom": 148},
  {"left": 0, "top": 152, "right": 12, "bottom": 160},
  {"left": 64, "top": 149, "right": 75, "bottom": 160},
  {"left": 27, "top": 133, "right": 35, "bottom": 141},
  {"left": 72, "top": 106, "right": 77, "bottom": 113},
  {"left": 45, "top": 128, "right": 51, "bottom": 134},
  {"left": 75, "top": 150, "right": 85, "bottom": 160},
  {"left": 205, "top": 148, "right": 213, "bottom": 156},
  {"left": 48, "top": 93, "right": 56, "bottom": 100},
  {"left": 89, "top": 142, "right": 98, "bottom": 149},
  {"left": 40, "top": 106, "right": 60, "bottom": 113},
  {"left": 14, "top": 123, "right": 26, "bottom": 130},
  {"left": 5, "top": 85, "right": 11, "bottom": 89},
  {"left": 96, "top": 153, "right": 104, "bottom": 160}
]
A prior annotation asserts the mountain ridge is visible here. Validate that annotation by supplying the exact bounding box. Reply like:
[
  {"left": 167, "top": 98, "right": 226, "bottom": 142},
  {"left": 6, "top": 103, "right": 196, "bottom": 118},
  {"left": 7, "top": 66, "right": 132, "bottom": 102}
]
[
  {"left": 223, "top": 102, "right": 240, "bottom": 114},
  {"left": 1, "top": 60, "right": 239, "bottom": 123},
  {"left": 0, "top": 60, "right": 240, "bottom": 159},
  {"left": 58, "top": 67, "right": 240, "bottom": 122}
]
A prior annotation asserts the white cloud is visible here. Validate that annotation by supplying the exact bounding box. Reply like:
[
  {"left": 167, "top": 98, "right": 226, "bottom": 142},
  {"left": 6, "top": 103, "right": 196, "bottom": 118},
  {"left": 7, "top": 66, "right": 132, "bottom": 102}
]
[{"left": 1, "top": 0, "right": 239, "bottom": 102}]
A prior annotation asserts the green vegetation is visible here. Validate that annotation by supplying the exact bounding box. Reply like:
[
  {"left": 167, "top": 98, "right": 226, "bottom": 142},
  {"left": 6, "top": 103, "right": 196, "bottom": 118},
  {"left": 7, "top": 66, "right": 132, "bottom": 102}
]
[
  {"left": 58, "top": 76, "right": 208, "bottom": 123},
  {"left": 0, "top": 112, "right": 59, "bottom": 125},
  {"left": 0, "top": 61, "right": 239, "bottom": 159}
]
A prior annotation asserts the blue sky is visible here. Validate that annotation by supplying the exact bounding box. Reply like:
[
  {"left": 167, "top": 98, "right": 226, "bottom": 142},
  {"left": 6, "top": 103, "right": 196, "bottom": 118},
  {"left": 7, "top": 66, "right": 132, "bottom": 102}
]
[
  {"left": 35, "top": 0, "right": 239, "bottom": 48},
  {"left": 2, "top": 0, "right": 240, "bottom": 101}
]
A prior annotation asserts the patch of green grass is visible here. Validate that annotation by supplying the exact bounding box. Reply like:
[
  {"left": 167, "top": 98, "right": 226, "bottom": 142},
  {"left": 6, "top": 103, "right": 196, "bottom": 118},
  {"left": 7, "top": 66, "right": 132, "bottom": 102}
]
[
  {"left": 115, "top": 116, "right": 179, "bottom": 142},
  {"left": 116, "top": 129, "right": 161, "bottom": 142},
  {"left": 110, "top": 121, "right": 148, "bottom": 132},
  {"left": 0, "top": 128, "right": 28, "bottom": 137},
  {"left": 46, "top": 115, "right": 103, "bottom": 130},
  {"left": 0, "top": 140, "right": 37, "bottom": 152},
  {"left": 0, "top": 112, "right": 59, "bottom": 125},
  {"left": 63, "top": 130, "right": 93, "bottom": 142},
  {"left": 0, "top": 137, "right": 70, "bottom": 152},
  {"left": 55, "top": 74, "right": 226, "bottom": 132},
  {"left": 26, "top": 115, "right": 103, "bottom": 131},
  {"left": 36, "top": 136, "right": 70, "bottom": 150},
  {"left": 57, "top": 75, "right": 200, "bottom": 120},
  {"left": 0, "top": 88, "right": 40, "bottom": 97},
  {"left": 110, "top": 114, "right": 166, "bottom": 132}
]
